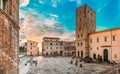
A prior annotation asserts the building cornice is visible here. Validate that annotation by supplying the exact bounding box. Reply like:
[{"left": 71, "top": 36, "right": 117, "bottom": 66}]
[{"left": 0, "top": 9, "right": 20, "bottom": 29}]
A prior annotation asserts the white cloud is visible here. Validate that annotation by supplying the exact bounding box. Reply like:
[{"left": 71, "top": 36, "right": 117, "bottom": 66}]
[
  {"left": 51, "top": 0, "right": 61, "bottom": 7},
  {"left": 19, "top": 6, "right": 75, "bottom": 48},
  {"left": 60, "top": 32, "right": 75, "bottom": 41},
  {"left": 77, "top": 0, "right": 82, "bottom": 5},
  {"left": 20, "top": 0, "right": 30, "bottom": 7},
  {"left": 49, "top": 14, "right": 58, "bottom": 18},
  {"left": 44, "top": 19, "right": 55, "bottom": 26},
  {"left": 39, "top": 0, "right": 44, "bottom": 4},
  {"left": 69, "top": 0, "right": 82, "bottom": 6}
]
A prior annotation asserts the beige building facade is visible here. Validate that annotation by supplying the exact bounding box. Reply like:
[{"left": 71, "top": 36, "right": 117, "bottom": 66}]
[
  {"left": 26, "top": 40, "right": 39, "bottom": 56},
  {"left": 0, "top": 0, "right": 19, "bottom": 74},
  {"left": 42, "top": 37, "right": 76, "bottom": 57},
  {"left": 89, "top": 28, "right": 120, "bottom": 63},
  {"left": 42, "top": 37, "right": 61, "bottom": 56},
  {"left": 63, "top": 41, "right": 76, "bottom": 56},
  {"left": 76, "top": 4, "right": 120, "bottom": 63}
]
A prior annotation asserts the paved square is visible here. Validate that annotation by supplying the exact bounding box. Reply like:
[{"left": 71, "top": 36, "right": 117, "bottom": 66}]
[{"left": 26, "top": 56, "right": 111, "bottom": 74}]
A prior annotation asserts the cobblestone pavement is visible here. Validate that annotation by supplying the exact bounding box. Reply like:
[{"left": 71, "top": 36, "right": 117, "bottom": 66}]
[
  {"left": 26, "top": 56, "right": 112, "bottom": 74},
  {"left": 99, "top": 64, "right": 120, "bottom": 74}
]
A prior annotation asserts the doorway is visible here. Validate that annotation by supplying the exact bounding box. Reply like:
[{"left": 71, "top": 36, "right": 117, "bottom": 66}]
[{"left": 103, "top": 49, "right": 108, "bottom": 61}]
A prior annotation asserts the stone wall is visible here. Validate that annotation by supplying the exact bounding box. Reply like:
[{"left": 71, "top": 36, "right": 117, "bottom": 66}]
[{"left": 0, "top": 0, "right": 19, "bottom": 74}]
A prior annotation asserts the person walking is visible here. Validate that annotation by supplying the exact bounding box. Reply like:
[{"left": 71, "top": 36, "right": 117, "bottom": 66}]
[
  {"left": 79, "top": 58, "right": 82, "bottom": 68},
  {"left": 75, "top": 57, "right": 78, "bottom": 66}
]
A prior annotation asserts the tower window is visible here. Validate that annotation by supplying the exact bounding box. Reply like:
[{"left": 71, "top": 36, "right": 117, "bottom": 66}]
[
  {"left": 91, "top": 13, "right": 92, "bottom": 16},
  {"left": 104, "top": 37, "right": 107, "bottom": 42},
  {"left": 87, "top": 10, "right": 89, "bottom": 13},
  {"left": 97, "top": 38, "right": 99, "bottom": 42},
  {"left": 81, "top": 34, "right": 83, "bottom": 37},
  {"left": 114, "top": 54, "right": 117, "bottom": 58},
  {"left": 78, "top": 34, "right": 79, "bottom": 38},
  {"left": 90, "top": 39, "right": 92, "bottom": 43},
  {"left": 80, "top": 18, "right": 81, "bottom": 21},
  {"left": 112, "top": 35, "right": 116, "bottom": 41},
  {"left": 80, "top": 11, "right": 81, "bottom": 13}
]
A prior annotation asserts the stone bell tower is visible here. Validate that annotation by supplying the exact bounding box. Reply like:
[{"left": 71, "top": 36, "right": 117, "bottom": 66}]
[{"left": 76, "top": 4, "right": 96, "bottom": 58}]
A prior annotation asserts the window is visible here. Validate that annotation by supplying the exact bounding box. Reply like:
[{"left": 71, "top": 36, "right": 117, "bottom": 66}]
[
  {"left": 90, "top": 48, "right": 92, "bottom": 50},
  {"left": 80, "top": 18, "right": 81, "bottom": 21},
  {"left": 97, "top": 47, "right": 99, "bottom": 50},
  {"left": 97, "top": 38, "right": 99, "bottom": 43},
  {"left": 78, "top": 34, "right": 79, "bottom": 38},
  {"left": 50, "top": 43, "right": 52, "bottom": 45},
  {"left": 81, "top": 51, "right": 83, "bottom": 57},
  {"left": 114, "top": 54, "right": 117, "bottom": 58},
  {"left": 78, "top": 43, "right": 79, "bottom": 46},
  {"left": 104, "top": 37, "right": 107, "bottom": 42},
  {"left": 90, "top": 39, "right": 92, "bottom": 43},
  {"left": 81, "top": 42, "right": 83, "bottom": 46},
  {"left": 112, "top": 36, "right": 116, "bottom": 41},
  {"left": 46, "top": 47, "right": 48, "bottom": 49},
  {"left": 93, "top": 54, "right": 96, "bottom": 59},
  {"left": 87, "top": 10, "right": 89, "bottom": 13},
  {"left": 91, "top": 13, "right": 92, "bottom": 16},
  {"left": 80, "top": 11, "right": 81, "bottom": 13},
  {"left": 0, "top": 0, "right": 7, "bottom": 10},
  {"left": 81, "top": 34, "right": 83, "bottom": 37}
]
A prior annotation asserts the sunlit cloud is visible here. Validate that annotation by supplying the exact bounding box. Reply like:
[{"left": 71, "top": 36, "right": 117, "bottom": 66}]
[
  {"left": 20, "top": 0, "right": 30, "bottom": 7},
  {"left": 19, "top": 0, "right": 120, "bottom": 47},
  {"left": 44, "top": 19, "right": 55, "bottom": 26}
]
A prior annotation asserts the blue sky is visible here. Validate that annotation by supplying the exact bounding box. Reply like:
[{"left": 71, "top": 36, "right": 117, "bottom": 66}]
[{"left": 19, "top": 0, "right": 120, "bottom": 42}]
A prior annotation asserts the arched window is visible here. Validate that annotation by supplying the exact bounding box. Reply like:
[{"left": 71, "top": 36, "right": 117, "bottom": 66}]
[{"left": 0, "top": 0, "right": 7, "bottom": 10}]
